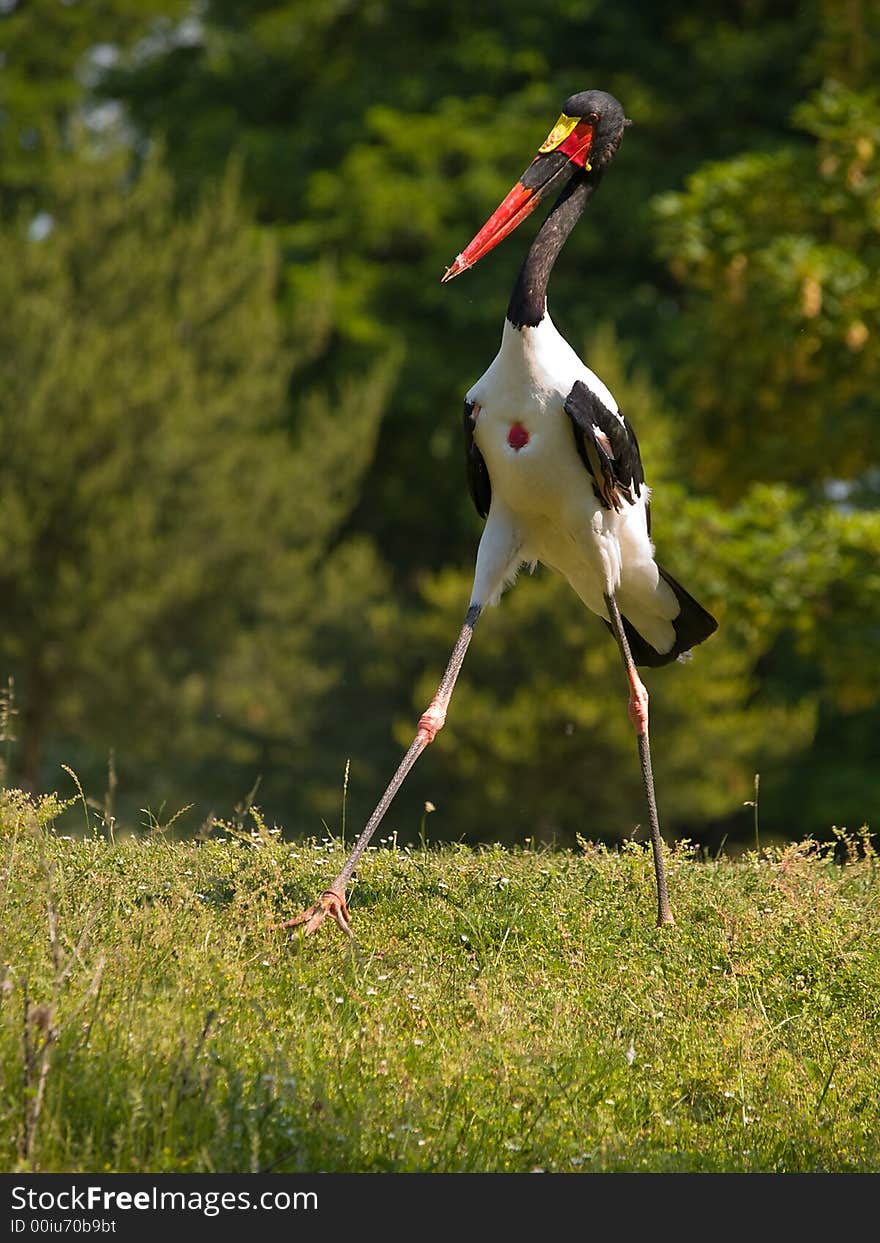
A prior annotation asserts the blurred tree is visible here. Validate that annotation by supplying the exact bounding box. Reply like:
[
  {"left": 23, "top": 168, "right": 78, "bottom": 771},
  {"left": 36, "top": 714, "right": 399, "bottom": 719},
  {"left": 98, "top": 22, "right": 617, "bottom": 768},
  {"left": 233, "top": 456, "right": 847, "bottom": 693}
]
[
  {"left": 655, "top": 80, "right": 880, "bottom": 496},
  {"left": 0, "top": 135, "right": 396, "bottom": 825},
  {"left": 0, "top": 0, "right": 188, "bottom": 212},
  {"left": 0, "top": 0, "right": 876, "bottom": 846},
  {"left": 654, "top": 50, "right": 880, "bottom": 834}
]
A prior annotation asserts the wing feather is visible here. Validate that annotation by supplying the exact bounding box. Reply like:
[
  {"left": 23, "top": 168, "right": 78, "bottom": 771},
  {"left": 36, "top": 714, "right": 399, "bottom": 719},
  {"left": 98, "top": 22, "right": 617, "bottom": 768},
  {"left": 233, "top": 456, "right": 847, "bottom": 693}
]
[
  {"left": 463, "top": 398, "right": 491, "bottom": 519},
  {"left": 563, "top": 380, "right": 645, "bottom": 513}
]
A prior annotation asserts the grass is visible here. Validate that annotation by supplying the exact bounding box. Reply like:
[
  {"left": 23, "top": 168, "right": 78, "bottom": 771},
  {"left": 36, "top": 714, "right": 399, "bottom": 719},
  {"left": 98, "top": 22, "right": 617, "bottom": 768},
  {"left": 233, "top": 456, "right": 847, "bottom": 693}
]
[{"left": 1, "top": 787, "right": 879, "bottom": 1174}]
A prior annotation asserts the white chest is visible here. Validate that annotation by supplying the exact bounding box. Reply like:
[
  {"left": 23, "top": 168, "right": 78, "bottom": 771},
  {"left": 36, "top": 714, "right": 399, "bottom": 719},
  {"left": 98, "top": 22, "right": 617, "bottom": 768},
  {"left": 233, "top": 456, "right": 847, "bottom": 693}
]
[{"left": 467, "top": 315, "right": 617, "bottom": 524}]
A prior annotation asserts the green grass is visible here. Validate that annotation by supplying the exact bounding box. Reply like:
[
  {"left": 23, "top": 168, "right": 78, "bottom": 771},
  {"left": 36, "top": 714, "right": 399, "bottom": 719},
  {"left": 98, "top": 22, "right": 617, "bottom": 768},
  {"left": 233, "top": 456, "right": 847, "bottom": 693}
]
[{"left": 2, "top": 788, "right": 879, "bottom": 1173}]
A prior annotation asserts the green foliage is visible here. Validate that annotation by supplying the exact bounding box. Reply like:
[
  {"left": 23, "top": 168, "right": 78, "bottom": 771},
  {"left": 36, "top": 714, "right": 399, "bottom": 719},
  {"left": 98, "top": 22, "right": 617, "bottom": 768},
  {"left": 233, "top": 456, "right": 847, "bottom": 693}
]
[
  {"left": 0, "top": 0, "right": 877, "bottom": 847},
  {"left": 0, "top": 135, "right": 395, "bottom": 824},
  {"left": 2, "top": 807, "right": 879, "bottom": 1172},
  {"left": 656, "top": 79, "right": 880, "bottom": 493},
  {"left": 654, "top": 68, "right": 880, "bottom": 835},
  {"left": 0, "top": 0, "right": 188, "bottom": 210}
]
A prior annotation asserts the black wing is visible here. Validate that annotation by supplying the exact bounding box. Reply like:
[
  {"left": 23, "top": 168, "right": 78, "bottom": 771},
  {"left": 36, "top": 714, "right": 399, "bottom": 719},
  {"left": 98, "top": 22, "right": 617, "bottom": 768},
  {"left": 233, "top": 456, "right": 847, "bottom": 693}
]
[
  {"left": 565, "top": 383, "right": 716, "bottom": 667},
  {"left": 463, "top": 399, "right": 491, "bottom": 519},
  {"left": 564, "top": 380, "right": 647, "bottom": 527}
]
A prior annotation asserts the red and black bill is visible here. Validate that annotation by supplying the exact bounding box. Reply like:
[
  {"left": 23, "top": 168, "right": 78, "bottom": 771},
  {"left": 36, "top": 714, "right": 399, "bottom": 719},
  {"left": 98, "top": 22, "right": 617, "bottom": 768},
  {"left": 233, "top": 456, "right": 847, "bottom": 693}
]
[{"left": 442, "top": 113, "right": 595, "bottom": 282}]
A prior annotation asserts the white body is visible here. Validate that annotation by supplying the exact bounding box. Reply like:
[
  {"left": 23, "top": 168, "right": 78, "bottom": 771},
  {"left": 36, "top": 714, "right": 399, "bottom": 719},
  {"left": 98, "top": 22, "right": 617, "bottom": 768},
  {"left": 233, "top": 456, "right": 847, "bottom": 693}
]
[{"left": 467, "top": 314, "right": 679, "bottom": 655}]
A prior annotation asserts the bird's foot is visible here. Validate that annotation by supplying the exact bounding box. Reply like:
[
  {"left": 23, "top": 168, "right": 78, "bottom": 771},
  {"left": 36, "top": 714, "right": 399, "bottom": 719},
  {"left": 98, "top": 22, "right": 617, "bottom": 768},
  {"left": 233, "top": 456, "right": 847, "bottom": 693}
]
[{"left": 282, "top": 889, "right": 353, "bottom": 938}]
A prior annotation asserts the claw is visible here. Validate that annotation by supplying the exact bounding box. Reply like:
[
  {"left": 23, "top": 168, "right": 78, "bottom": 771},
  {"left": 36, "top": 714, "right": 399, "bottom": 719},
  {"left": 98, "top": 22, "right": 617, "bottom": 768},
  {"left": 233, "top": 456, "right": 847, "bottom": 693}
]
[{"left": 282, "top": 890, "right": 353, "bottom": 938}]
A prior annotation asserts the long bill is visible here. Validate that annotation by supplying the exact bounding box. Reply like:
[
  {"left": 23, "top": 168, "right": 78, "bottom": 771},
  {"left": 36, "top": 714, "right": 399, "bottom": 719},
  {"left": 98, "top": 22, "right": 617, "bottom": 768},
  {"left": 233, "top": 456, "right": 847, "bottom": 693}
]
[{"left": 442, "top": 114, "right": 595, "bottom": 282}]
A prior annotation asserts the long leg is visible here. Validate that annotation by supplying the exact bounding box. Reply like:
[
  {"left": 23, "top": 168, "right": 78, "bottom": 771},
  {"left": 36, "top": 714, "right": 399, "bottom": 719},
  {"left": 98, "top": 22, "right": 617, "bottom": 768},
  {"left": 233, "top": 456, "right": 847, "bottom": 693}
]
[
  {"left": 604, "top": 592, "right": 675, "bottom": 927},
  {"left": 285, "top": 603, "right": 482, "bottom": 937}
]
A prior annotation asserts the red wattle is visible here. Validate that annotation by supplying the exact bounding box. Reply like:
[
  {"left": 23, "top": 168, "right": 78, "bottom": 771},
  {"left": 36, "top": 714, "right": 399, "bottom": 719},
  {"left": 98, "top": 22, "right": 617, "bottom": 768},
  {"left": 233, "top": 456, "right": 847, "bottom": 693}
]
[{"left": 558, "top": 121, "right": 594, "bottom": 168}]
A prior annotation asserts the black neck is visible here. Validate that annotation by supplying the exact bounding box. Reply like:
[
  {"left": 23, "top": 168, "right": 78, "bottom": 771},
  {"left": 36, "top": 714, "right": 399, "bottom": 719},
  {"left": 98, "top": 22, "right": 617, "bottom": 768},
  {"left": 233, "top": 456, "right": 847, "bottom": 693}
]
[{"left": 506, "top": 172, "right": 601, "bottom": 330}]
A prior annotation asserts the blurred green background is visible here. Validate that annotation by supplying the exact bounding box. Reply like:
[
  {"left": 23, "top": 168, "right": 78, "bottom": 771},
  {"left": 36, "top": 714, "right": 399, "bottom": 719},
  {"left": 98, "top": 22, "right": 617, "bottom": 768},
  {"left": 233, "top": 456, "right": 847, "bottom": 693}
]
[{"left": 1, "top": 0, "right": 878, "bottom": 849}]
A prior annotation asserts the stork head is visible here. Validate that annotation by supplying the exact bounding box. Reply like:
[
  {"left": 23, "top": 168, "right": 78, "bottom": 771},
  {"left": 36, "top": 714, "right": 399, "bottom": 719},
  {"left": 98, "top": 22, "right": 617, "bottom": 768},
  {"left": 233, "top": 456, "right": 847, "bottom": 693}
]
[{"left": 442, "top": 90, "right": 628, "bottom": 282}]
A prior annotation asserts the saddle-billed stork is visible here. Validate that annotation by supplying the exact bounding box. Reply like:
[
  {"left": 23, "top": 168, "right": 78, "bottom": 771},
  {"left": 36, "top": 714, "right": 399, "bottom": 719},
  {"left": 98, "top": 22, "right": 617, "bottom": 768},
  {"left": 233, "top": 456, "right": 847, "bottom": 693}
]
[{"left": 289, "top": 89, "right": 716, "bottom": 936}]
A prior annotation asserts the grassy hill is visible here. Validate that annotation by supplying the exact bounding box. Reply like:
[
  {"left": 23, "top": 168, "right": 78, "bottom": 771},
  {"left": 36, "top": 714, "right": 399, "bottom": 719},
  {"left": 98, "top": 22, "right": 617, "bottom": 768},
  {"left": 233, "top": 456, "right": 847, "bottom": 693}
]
[{"left": 1, "top": 788, "right": 878, "bottom": 1173}]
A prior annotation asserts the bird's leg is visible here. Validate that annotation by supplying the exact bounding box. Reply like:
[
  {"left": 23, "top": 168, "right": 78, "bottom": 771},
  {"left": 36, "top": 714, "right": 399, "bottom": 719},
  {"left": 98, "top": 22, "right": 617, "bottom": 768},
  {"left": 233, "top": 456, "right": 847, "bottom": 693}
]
[
  {"left": 285, "top": 604, "right": 482, "bottom": 937},
  {"left": 603, "top": 592, "right": 675, "bottom": 927}
]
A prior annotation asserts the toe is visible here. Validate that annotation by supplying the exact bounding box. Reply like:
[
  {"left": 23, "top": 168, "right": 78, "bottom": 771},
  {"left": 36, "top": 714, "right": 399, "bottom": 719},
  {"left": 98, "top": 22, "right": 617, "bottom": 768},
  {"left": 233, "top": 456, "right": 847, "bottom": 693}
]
[{"left": 281, "top": 890, "right": 352, "bottom": 938}]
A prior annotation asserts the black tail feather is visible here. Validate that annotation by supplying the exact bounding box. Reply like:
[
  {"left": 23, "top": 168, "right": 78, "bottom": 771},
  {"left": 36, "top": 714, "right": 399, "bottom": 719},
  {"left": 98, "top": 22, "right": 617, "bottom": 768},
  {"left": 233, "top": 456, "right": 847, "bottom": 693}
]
[{"left": 605, "top": 566, "right": 718, "bottom": 669}]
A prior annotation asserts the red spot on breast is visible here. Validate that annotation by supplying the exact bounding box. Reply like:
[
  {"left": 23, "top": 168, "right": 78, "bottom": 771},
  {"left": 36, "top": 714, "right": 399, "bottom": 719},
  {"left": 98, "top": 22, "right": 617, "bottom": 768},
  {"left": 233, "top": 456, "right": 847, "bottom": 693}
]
[{"left": 507, "top": 422, "right": 530, "bottom": 451}]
